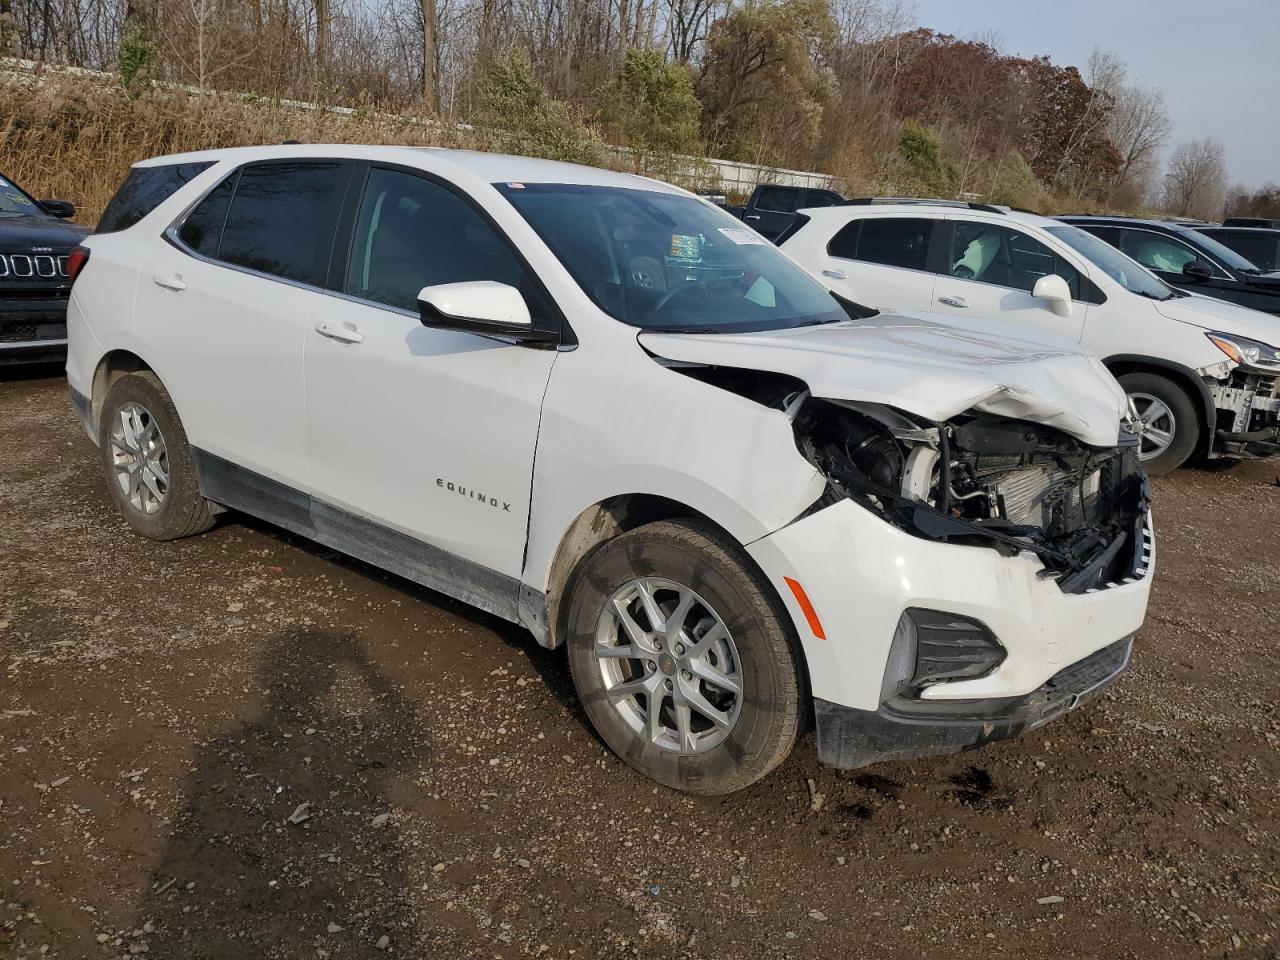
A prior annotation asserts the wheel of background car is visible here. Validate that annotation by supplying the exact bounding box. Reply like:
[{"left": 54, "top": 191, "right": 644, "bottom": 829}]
[
  {"left": 1117, "top": 372, "right": 1200, "bottom": 476},
  {"left": 565, "top": 519, "right": 804, "bottom": 794},
  {"left": 98, "top": 372, "right": 217, "bottom": 540}
]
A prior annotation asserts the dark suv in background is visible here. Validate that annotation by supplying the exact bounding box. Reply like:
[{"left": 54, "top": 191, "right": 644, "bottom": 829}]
[
  {"left": 1058, "top": 215, "right": 1280, "bottom": 316},
  {"left": 0, "top": 171, "right": 90, "bottom": 364},
  {"left": 1195, "top": 225, "right": 1280, "bottom": 273}
]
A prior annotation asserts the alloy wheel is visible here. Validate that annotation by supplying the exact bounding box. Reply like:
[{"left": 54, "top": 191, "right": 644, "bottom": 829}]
[
  {"left": 594, "top": 577, "right": 743, "bottom": 754},
  {"left": 109, "top": 402, "right": 170, "bottom": 515},
  {"left": 1129, "top": 391, "right": 1177, "bottom": 461}
]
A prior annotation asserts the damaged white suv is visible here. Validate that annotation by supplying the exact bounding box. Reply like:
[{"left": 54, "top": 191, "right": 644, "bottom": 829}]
[{"left": 67, "top": 146, "right": 1153, "bottom": 794}]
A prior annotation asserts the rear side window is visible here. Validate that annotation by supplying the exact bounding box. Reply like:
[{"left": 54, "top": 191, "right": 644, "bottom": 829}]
[
  {"left": 97, "top": 161, "right": 214, "bottom": 233},
  {"left": 216, "top": 161, "right": 350, "bottom": 286},
  {"left": 850, "top": 217, "right": 933, "bottom": 270},
  {"left": 802, "top": 190, "right": 842, "bottom": 209},
  {"left": 177, "top": 174, "right": 236, "bottom": 258}
]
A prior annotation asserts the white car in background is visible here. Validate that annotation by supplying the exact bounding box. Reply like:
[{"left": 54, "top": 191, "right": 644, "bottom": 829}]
[
  {"left": 67, "top": 147, "right": 1152, "bottom": 793},
  {"left": 779, "top": 199, "right": 1280, "bottom": 474}
]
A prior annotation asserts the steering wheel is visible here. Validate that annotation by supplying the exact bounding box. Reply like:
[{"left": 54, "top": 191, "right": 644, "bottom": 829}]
[{"left": 645, "top": 281, "right": 709, "bottom": 320}]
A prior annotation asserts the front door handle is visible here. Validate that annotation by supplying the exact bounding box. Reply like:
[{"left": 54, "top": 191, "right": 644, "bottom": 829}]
[
  {"left": 314, "top": 320, "right": 365, "bottom": 344},
  {"left": 744, "top": 214, "right": 761, "bottom": 221},
  {"left": 822, "top": 268, "right": 847, "bottom": 280},
  {"left": 152, "top": 273, "right": 186, "bottom": 291},
  {"left": 937, "top": 295, "right": 968, "bottom": 308}
]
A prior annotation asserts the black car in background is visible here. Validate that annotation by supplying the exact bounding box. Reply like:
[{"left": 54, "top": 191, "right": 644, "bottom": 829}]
[
  {"left": 1057, "top": 215, "right": 1280, "bottom": 317},
  {"left": 0, "top": 171, "right": 90, "bottom": 364},
  {"left": 1223, "top": 216, "right": 1280, "bottom": 229},
  {"left": 1195, "top": 225, "right": 1280, "bottom": 273},
  {"left": 723, "top": 184, "right": 846, "bottom": 240}
]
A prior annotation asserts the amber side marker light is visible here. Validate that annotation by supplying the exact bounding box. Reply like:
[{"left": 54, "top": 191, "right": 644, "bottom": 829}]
[{"left": 783, "top": 576, "right": 826, "bottom": 640}]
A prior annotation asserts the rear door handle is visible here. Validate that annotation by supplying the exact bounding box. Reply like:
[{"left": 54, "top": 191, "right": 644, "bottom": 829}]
[
  {"left": 937, "top": 295, "right": 968, "bottom": 308},
  {"left": 822, "top": 268, "right": 847, "bottom": 280},
  {"left": 152, "top": 273, "right": 186, "bottom": 292},
  {"left": 744, "top": 214, "right": 761, "bottom": 221},
  {"left": 314, "top": 320, "right": 365, "bottom": 344}
]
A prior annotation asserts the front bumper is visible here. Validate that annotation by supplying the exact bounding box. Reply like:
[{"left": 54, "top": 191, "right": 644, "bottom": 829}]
[
  {"left": 1211, "top": 371, "right": 1280, "bottom": 459},
  {"left": 814, "top": 635, "right": 1132, "bottom": 768},
  {"left": 747, "top": 496, "right": 1152, "bottom": 715},
  {"left": 0, "top": 295, "right": 70, "bottom": 364}
]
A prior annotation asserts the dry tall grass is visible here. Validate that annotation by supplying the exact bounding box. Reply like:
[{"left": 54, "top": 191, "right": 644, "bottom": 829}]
[{"left": 0, "top": 70, "right": 506, "bottom": 223}]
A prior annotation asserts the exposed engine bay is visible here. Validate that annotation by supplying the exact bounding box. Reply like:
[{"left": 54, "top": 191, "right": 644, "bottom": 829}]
[
  {"left": 664, "top": 360, "right": 1151, "bottom": 594},
  {"left": 791, "top": 395, "right": 1151, "bottom": 593}
]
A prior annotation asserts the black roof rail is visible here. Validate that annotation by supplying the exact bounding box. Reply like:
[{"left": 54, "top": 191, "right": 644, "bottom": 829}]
[{"left": 840, "top": 197, "right": 1009, "bottom": 215}]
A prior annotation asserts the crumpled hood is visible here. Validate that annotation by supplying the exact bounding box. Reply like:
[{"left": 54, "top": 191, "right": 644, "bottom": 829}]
[
  {"left": 640, "top": 311, "right": 1128, "bottom": 447},
  {"left": 1154, "top": 293, "right": 1280, "bottom": 345}
]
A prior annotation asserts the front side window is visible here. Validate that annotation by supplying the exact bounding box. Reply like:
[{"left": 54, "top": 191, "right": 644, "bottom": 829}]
[
  {"left": 345, "top": 168, "right": 533, "bottom": 312},
  {"left": 950, "top": 221, "right": 1082, "bottom": 298},
  {"left": 1046, "top": 225, "right": 1175, "bottom": 301},
  {"left": 755, "top": 187, "right": 799, "bottom": 213},
  {"left": 854, "top": 217, "right": 933, "bottom": 271},
  {"left": 499, "top": 183, "right": 853, "bottom": 333},
  {"left": 98, "top": 161, "right": 214, "bottom": 233},
  {"left": 1117, "top": 229, "right": 1218, "bottom": 277},
  {"left": 216, "top": 161, "right": 350, "bottom": 286}
]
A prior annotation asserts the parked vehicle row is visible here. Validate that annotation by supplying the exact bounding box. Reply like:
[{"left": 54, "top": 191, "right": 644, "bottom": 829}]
[
  {"left": 64, "top": 146, "right": 1155, "bottom": 794},
  {"left": 777, "top": 200, "right": 1280, "bottom": 474}
]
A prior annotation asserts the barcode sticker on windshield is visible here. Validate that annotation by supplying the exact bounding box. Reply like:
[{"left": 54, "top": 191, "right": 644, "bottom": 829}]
[{"left": 718, "top": 227, "right": 766, "bottom": 246}]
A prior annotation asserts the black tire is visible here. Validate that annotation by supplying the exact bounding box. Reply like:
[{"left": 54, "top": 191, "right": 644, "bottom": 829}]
[
  {"left": 98, "top": 371, "right": 216, "bottom": 541},
  {"left": 565, "top": 519, "right": 804, "bottom": 795},
  {"left": 1118, "top": 371, "right": 1200, "bottom": 476}
]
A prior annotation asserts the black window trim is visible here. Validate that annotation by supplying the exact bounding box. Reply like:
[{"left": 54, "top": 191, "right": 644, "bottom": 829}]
[{"left": 166, "top": 157, "right": 572, "bottom": 347}]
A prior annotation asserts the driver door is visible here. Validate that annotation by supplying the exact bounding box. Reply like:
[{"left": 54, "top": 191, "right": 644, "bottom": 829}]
[
  {"left": 930, "top": 217, "right": 1088, "bottom": 342},
  {"left": 303, "top": 165, "right": 560, "bottom": 590}
]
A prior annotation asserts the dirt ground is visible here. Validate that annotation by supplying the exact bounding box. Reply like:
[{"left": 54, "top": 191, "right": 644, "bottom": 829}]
[{"left": 1, "top": 366, "right": 1277, "bottom": 960}]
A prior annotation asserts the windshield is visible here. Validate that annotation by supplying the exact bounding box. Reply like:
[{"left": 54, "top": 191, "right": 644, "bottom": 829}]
[
  {"left": 1185, "top": 229, "right": 1262, "bottom": 273},
  {"left": 1045, "top": 225, "right": 1177, "bottom": 300},
  {"left": 0, "top": 173, "right": 42, "bottom": 218},
  {"left": 497, "top": 183, "right": 854, "bottom": 332}
]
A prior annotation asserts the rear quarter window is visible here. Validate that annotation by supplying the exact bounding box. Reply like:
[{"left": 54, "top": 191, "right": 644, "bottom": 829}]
[{"left": 97, "top": 161, "right": 215, "bottom": 233}]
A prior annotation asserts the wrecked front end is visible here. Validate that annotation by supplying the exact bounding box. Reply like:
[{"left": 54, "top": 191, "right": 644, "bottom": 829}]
[
  {"left": 792, "top": 396, "right": 1152, "bottom": 595},
  {"left": 1209, "top": 368, "right": 1280, "bottom": 460}
]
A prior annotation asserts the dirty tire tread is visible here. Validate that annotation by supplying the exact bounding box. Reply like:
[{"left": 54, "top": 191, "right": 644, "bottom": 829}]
[
  {"left": 565, "top": 519, "right": 804, "bottom": 795},
  {"left": 98, "top": 371, "right": 216, "bottom": 541},
  {"left": 1118, "top": 371, "right": 1200, "bottom": 476}
]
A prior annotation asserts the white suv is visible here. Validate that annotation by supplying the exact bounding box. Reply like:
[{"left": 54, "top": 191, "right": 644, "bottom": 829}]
[
  {"left": 779, "top": 200, "right": 1280, "bottom": 473},
  {"left": 67, "top": 147, "right": 1153, "bottom": 794}
]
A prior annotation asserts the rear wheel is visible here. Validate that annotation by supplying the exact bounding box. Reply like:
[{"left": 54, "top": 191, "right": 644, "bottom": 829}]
[
  {"left": 1118, "top": 372, "right": 1200, "bottom": 475},
  {"left": 565, "top": 520, "right": 804, "bottom": 794},
  {"left": 98, "top": 372, "right": 216, "bottom": 540}
]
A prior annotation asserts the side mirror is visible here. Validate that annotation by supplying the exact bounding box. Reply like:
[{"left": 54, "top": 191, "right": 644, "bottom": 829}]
[
  {"left": 1031, "top": 273, "right": 1073, "bottom": 318},
  {"left": 417, "top": 281, "right": 555, "bottom": 345},
  {"left": 1182, "top": 259, "right": 1212, "bottom": 282},
  {"left": 39, "top": 199, "right": 76, "bottom": 219}
]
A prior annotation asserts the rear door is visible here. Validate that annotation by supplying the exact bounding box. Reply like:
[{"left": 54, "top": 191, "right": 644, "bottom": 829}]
[
  {"left": 137, "top": 159, "right": 353, "bottom": 486},
  {"left": 821, "top": 215, "right": 939, "bottom": 311},
  {"left": 930, "top": 217, "right": 1088, "bottom": 342}
]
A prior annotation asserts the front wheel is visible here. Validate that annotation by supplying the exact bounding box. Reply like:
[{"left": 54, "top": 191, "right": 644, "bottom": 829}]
[
  {"left": 565, "top": 520, "right": 804, "bottom": 795},
  {"left": 1118, "top": 372, "right": 1200, "bottom": 475}
]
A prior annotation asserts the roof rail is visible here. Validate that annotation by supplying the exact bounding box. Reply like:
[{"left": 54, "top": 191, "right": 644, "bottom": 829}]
[{"left": 841, "top": 197, "right": 1009, "bottom": 215}]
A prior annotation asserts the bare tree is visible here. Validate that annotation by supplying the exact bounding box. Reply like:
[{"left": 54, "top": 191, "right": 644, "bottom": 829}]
[
  {"left": 1163, "top": 137, "right": 1227, "bottom": 220},
  {"left": 1106, "top": 80, "right": 1169, "bottom": 204}
]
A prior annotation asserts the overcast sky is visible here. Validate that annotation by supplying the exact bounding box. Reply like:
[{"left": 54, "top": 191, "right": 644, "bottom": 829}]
[{"left": 910, "top": 0, "right": 1280, "bottom": 189}]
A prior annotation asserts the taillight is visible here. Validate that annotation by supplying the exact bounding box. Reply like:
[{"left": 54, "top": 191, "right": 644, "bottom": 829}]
[{"left": 67, "top": 245, "right": 90, "bottom": 284}]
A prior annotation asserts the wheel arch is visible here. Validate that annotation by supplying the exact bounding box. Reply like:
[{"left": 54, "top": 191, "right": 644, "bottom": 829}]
[
  {"left": 536, "top": 495, "right": 805, "bottom": 673},
  {"left": 90, "top": 349, "right": 157, "bottom": 440},
  {"left": 1103, "top": 353, "right": 1216, "bottom": 453}
]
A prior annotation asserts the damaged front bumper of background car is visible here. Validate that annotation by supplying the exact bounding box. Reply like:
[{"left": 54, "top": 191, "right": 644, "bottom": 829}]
[{"left": 1208, "top": 369, "right": 1280, "bottom": 459}]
